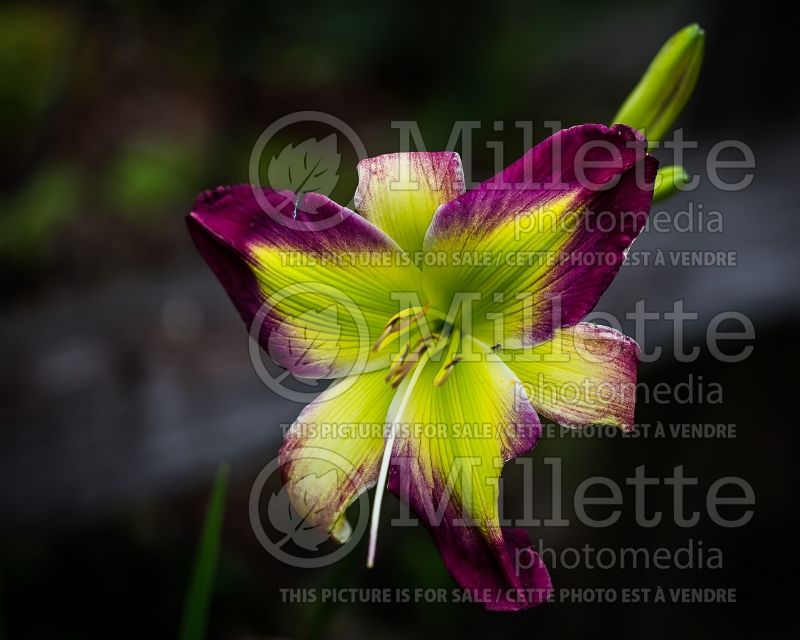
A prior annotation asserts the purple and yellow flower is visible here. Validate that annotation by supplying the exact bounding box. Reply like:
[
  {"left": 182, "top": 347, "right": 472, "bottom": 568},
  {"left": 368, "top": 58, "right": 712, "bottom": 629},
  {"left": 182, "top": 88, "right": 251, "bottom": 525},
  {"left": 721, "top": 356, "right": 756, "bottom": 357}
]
[{"left": 187, "top": 122, "right": 656, "bottom": 611}]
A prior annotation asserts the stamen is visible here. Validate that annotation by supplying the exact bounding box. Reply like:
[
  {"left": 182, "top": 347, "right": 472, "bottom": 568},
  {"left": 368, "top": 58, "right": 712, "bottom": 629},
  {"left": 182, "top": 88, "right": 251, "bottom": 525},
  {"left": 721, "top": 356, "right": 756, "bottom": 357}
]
[
  {"left": 367, "top": 350, "right": 430, "bottom": 568},
  {"left": 390, "top": 303, "right": 430, "bottom": 323},
  {"left": 386, "top": 339, "right": 428, "bottom": 388},
  {"left": 433, "top": 355, "right": 463, "bottom": 387},
  {"left": 425, "top": 323, "right": 453, "bottom": 361},
  {"left": 372, "top": 304, "right": 430, "bottom": 353},
  {"left": 434, "top": 328, "right": 462, "bottom": 387},
  {"left": 384, "top": 342, "right": 410, "bottom": 382},
  {"left": 373, "top": 323, "right": 399, "bottom": 353}
]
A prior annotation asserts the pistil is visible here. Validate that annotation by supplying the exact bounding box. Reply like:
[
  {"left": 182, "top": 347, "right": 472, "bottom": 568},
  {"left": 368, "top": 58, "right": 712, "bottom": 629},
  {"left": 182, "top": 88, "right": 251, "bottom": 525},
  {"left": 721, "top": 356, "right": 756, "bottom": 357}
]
[{"left": 367, "top": 350, "right": 430, "bottom": 568}]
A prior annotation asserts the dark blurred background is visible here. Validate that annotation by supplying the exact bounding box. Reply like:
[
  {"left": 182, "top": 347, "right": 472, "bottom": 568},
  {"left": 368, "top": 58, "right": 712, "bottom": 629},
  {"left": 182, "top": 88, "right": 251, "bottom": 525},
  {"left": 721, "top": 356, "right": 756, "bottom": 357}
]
[{"left": 1, "top": 0, "right": 798, "bottom": 637}]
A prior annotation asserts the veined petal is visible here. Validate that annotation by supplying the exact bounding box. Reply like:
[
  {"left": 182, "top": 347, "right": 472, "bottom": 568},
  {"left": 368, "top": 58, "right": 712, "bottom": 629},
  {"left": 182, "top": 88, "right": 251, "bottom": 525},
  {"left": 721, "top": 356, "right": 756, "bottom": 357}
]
[
  {"left": 280, "top": 369, "right": 395, "bottom": 541},
  {"left": 187, "top": 185, "right": 425, "bottom": 378},
  {"left": 506, "top": 323, "right": 639, "bottom": 431},
  {"left": 386, "top": 337, "right": 551, "bottom": 611},
  {"left": 422, "top": 124, "right": 657, "bottom": 348},
  {"left": 355, "top": 152, "right": 465, "bottom": 256}
]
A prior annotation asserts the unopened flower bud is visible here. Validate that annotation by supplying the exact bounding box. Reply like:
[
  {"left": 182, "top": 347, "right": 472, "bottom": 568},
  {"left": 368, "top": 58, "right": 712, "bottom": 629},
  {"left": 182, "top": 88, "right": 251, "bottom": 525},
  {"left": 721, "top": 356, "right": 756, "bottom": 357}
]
[{"left": 613, "top": 23, "right": 705, "bottom": 145}]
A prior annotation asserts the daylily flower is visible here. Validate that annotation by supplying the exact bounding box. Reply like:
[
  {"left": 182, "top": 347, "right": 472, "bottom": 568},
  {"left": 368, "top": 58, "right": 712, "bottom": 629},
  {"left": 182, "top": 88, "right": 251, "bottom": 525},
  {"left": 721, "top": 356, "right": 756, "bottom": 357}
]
[{"left": 187, "top": 123, "right": 656, "bottom": 611}]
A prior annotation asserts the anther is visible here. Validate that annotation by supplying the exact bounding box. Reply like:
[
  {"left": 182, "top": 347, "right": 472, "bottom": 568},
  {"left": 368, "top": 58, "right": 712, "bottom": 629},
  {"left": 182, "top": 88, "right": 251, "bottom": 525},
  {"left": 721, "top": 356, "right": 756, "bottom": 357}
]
[
  {"left": 372, "top": 304, "right": 430, "bottom": 353},
  {"left": 433, "top": 329, "right": 462, "bottom": 387}
]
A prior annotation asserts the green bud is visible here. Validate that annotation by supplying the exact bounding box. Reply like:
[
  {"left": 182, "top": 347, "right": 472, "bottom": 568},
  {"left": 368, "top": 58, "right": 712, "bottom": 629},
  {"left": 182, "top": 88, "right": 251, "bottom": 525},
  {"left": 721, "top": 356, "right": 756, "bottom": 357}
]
[
  {"left": 652, "top": 165, "right": 690, "bottom": 202},
  {"left": 613, "top": 23, "right": 705, "bottom": 145}
]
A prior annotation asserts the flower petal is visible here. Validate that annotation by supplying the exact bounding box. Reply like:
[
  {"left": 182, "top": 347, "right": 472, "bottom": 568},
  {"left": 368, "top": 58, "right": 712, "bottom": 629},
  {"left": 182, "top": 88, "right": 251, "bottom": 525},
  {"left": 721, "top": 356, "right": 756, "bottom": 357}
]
[
  {"left": 506, "top": 323, "right": 639, "bottom": 431},
  {"left": 355, "top": 152, "right": 465, "bottom": 256},
  {"left": 187, "top": 185, "right": 425, "bottom": 378},
  {"left": 387, "top": 337, "right": 551, "bottom": 611},
  {"left": 422, "top": 124, "right": 657, "bottom": 348},
  {"left": 279, "top": 369, "right": 396, "bottom": 542}
]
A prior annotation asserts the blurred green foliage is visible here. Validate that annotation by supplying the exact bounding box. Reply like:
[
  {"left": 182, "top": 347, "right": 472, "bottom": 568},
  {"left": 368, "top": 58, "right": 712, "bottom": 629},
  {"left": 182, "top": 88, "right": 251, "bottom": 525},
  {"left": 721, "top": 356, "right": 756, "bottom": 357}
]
[
  {"left": 0, "top": 0, "right": 701, "bottom": 285},
  {"left": 0, "top": 164, "right": 81, "bottom": 260},
  {"left": 105, "top": 139, "right": 203, "bottom": 220},
  {"left": 0, "top": 5, "right": 71, "bottom": 140}
]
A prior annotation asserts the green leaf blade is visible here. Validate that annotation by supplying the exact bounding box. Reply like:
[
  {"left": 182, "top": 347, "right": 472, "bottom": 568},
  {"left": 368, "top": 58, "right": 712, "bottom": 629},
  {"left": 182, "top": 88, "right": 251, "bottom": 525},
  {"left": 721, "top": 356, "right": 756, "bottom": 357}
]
[{"left": 179, "top": 462, "right": 230, "bottom": 640}]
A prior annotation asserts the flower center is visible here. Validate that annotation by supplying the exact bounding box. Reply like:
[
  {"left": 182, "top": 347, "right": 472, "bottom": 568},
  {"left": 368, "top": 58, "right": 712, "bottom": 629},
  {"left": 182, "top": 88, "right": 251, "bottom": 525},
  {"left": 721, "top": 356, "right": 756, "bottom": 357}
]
[{"left": 372, "top": 304, "right": 463, "bottom": 389}]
